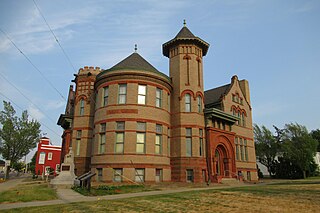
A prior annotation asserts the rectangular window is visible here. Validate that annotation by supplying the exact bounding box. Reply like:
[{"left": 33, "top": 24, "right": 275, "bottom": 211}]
[
  {"left": 113, "top": 168, "right": 123, "bottom": 182},
  {"left": 39, "top": 152, "right": 45, "bottom": 164},
  {"left": 117, "top": 121, "right": 125, "bottom": 130},
  {"left": 136, "top": 122, "right": 146, "bottom": 154},
  {"left": 240, "top": 138, "right": 244, "bottom": 161},
  {"left": 99, "top": 133, "right": 106, "bottom": 154},
  {"left": 186, "top": 128, "right": 192, "bottom": 157},
  {"left": 235, "top": 137, "right": 240, "bottom": 161},
  {"left": 79, "top": 99, "right": 84, "bottom": 115},
  {"left": 137, "top": 122, "right": 146, "bottom": 131},
  {"left": 138, "top": 85, "right": 146, "bottom": 105},
  {"left": 155, "top": 169, "right": 162, "bottom": 182},
  {"left": 244, "top": 139, "right": 248, "bottom": 161},
  {"left": 199, "top": 129, "right": 203, "bottom": 156},
  {"left": 155, "top": 132, "right": 162, "bottom": 155},
  {"left": 103, "top": 87, "right": 109, "bottom": 106},
  {"left": 242, "top": 113, "right": 246, "bottom": 127},
  {"left": 197, "top": 96, "right": 202, "bottom": 113},
  {"left": 156, "top": 88, "right": 162, "bottom": 108},
  {"left": 186, "top": 169, "right": 194, "bottom": 182},
  {"left": 118, "top": 84, "right": 127, "bottom": 104},
  {"left": 135, "top": 168, "right": 145, "bottom": 182},
  {"left": 136, "top": 133, "right": 146, "bottom": 153},
  {"left": 185, "top": 94, "right": 191, "bottom": 112},
  {"left": 76, "top": 130, "right": 82, "bottom": 156},
  {"left": 97, "top": 168, "right": 102, "bottom": 182},
  {"left": 115, "top": 133, "right": 124, "bottom": 153},
  {"left": 48, "top": 152, "right": 53, "bottom": 160},
  {"left": 168, "top": 128, "right": 170, "bottom": 157}
]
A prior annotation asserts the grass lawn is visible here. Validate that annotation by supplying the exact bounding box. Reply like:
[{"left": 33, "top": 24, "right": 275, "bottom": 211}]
[
  {"left": 72, "top": 184, "right": 156, "bottom": 196},
  {"left": 0, "top": 182, "right": 57, "bottom": 203},
  {"left": 2, "top": 178, "right": 320, "bottom": 212}
]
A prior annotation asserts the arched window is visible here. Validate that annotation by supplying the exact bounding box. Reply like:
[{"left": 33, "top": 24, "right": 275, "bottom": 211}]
[
  {"left": 197, "top": 96, "right": 202, "bottom": 113},
  {"left": 79, "top": 99, "right": 84, "bottom": 115},
  {"left": 185, "top": 94, "right": 191, "bottom": 112}
]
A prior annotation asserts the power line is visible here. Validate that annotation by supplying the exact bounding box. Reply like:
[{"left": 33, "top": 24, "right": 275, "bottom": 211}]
[
  {"left": 0, "top": 28, "right": 66, "bottom": 101},
  {"left": 32, "top": 1, "right": 98, "bottom": 106},
  {"left": 0, "top": 72, "right": 58, "bottom": 125},
  {"left": 0, "top": 91, "right": 61, "bottom": 138},
  {"left": 33, "top": 0, "right": 77, "bottom": 73}
]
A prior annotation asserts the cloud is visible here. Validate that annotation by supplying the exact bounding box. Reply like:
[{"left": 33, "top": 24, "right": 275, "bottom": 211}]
[
  {"left": 28, "top": 104, "right": 44, "bottom": 121},
  {"left": 0, "top": 3, "right": 100, "bottom": 54},
  {"left": 44, "top": 100, "right": 66, "bottom": 110},
  {"left": 288, "top": 0, "right": 319, "bottom": 14}
]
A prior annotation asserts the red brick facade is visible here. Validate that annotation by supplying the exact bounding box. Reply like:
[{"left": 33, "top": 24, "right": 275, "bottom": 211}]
[{"left": 58, "top": 23, "right": 258, "bottom": 183}]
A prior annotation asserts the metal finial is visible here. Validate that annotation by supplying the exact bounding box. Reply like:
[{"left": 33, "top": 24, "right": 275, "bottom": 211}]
[
  {"left": 183, "top": 19, "right": 186, "bottom": 27},
  {"left": 134, "top": 44, "right": 137, "bottom": 52}
]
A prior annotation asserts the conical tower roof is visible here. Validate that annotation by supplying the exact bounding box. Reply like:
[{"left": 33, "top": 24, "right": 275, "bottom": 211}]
[
  {"left": 175, "top": 26, "right": 196, "bottom": 38},
  {"left": 162, "top": 21, "right": 209, "bottom": 57}
]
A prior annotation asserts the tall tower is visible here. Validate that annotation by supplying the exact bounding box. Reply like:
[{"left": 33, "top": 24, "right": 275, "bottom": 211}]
[
  {"left": 163, "top": 21, "right": 210, "bottom": 182},
  {"left": 72, "top": 66, "right": 101, "bottom": 175}
]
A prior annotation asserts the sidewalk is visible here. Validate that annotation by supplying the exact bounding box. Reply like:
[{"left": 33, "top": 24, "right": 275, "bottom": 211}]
[
  {"left": 0, "top": 177, "right": 25, "bottom": 193},
  {"left": 0, "top": 182, "right": 260, "bottom": 210}
]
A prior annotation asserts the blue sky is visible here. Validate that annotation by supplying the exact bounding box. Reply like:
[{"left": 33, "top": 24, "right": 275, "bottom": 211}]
[{"left": 1, "top": 0, "right": 320, "bottom": 161}]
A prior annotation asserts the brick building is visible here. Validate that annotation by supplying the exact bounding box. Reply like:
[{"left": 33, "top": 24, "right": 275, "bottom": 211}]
[
  {"left": 35, "top": 137, "right": 61, "bottom": 176},
  {"left": 58, "top": 23, "right": 258, "bottom": 183}
]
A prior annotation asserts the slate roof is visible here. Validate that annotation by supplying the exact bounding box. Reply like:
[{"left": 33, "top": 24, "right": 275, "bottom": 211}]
[
  {"left": 204, "top": 84, "right": 231, "bottom": 106},
  {"left": 175, "top": 26, "right": 196, "bottom": 38},
  {"left": 109, "top": 52, "right": 159, "bottom": 73},
  {"left": 162, "top": 25, "right": 209, "bottom": 57}
]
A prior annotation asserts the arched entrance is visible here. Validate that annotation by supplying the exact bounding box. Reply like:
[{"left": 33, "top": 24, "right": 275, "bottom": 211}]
[{"left": 214, "top": 145, "right": 230, "bottom": 177}]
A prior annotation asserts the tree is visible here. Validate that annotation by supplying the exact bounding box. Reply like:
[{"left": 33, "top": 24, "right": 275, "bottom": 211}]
[
  {"left": 310, "top": 129, "right": 320, "bottom": 152},
  {"left": 281, "top": 123, "right": 318, "bottom": 179},
  {"left": 0, "top": 101, "right": 41, "bottom": 165},
  {"left": 29, "top": 151, "right": 37, "bottom": 174},
  {"left": 254, "top": 124, "right": 280, "bottom": 177}
]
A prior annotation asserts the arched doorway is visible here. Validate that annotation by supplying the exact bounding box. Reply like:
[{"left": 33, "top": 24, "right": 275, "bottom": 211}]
[{"left": 214, "top": 145, "right": 229, "bottom": 177}]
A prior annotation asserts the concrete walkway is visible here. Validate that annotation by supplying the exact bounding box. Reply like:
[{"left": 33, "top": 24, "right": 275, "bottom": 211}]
[
  {"left": 0, "top": 177, "right": 25, "bottom": 193},
  {"left": 0, "top": 182, "right": 260, "bottom": 210}
]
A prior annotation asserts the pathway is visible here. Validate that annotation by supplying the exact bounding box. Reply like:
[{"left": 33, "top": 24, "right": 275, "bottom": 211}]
[{"left": 0, "top": 182, "right": 265, "bottom": 210}]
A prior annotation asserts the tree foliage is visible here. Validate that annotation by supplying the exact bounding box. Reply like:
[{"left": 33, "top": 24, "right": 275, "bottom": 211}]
[
  {"left": 310, "top": 129, "right": 320, "bottom": 152},
  {"left": 254, "top": 124, "right": 279, "bottom": 177},
  {"left": 255, "top": 123, "right": 318, "bottom": 179},
  {"left": 0, "top": 101, "right": 41, "bottom": 164},
  {"left": 281, "top": 123, "right": 318, "bottom": 179},
  {"left": 29, "top": 151, "right": 37, "bottom": 174}
]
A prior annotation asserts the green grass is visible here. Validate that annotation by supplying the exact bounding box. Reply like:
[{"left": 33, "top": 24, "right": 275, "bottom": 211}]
[
  {"left": 2, "top": 177, "right": 320, "bottom": 212},
  {"left": 72, "top": 184, "right": 155, "bottom": 196},
  {"left": 0, "top": 182, "right": 57, "bottom": 203}
]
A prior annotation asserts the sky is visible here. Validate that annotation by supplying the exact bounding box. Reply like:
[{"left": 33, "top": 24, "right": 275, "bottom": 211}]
[{"left": 0, "top": 0, "right": 319, "bottom": 161}]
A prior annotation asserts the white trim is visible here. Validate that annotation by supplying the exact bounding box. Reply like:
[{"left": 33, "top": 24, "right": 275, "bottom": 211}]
[
  {"left": 41, "top": 147, "right": 61, "bottom": 151},
  {"left": 42, "top": 144, "right": 61, "bottom": 148}
]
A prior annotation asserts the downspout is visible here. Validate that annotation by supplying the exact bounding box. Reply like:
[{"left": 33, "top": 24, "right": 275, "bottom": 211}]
[{"left": 205, "top": 115, "right": 212, "bottom": 185}]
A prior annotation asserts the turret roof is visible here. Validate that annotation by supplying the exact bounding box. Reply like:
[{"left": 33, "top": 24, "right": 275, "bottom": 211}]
[
  {"left": 109, "top": 52, "right": 159, "bottom": 73},
  {"left": 162, "top": 22, "right": 209, "bottom": 57}
]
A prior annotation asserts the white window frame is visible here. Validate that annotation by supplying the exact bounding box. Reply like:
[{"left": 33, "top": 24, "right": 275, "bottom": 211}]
[
  {"left": 103, "top": 86, "right": 109, "bottom": 106},
  {"left": 186, "top": 128, "right": 192, "bottom": 157},
  {"left": 79, "top": 99, "right": 84, "bottom": 115},
  {"left": 185, "top": 94, "right": 191, "bottom": 112},
  {"left": 156, "top": 88, "right": 162, "bottom": 108},
  {"left": 118, "top": 84, "right": 127, "bottom": 104},
  {"left": 47, "top": 152, "right": 53, "bottom": 160},
  {"left": 138, "top": 85, "right": 147, "bottom": 105}
]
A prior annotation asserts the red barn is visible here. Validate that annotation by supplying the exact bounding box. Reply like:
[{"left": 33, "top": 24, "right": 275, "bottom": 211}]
[{"left": 35, "top": 137, "right": 61, "bottom": 176}]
